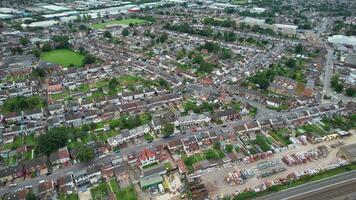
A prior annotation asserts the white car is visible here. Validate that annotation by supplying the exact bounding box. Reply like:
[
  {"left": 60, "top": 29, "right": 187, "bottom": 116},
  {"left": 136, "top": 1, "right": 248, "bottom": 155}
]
[
  {"left": 9, "top": 183, "right": 17, "bottom": 188},
  {"left": 25, "top": 185, "right": 32, "bottom": 189}
]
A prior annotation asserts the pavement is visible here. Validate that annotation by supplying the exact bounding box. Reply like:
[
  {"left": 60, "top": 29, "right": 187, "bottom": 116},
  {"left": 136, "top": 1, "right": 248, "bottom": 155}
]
[{"left": 255, "top": 170, "right": 356, "bottom": 200}]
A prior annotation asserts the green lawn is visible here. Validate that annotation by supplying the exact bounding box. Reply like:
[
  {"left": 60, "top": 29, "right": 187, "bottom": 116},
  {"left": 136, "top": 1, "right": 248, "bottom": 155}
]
[
  {"left": 90, "top": 182, "right": 108, "bottom": 200},
  {"left": 269, "top": 128, "right": 292, "bottom": 146},
  {"left": 41, "top": 49, "right": 85, "bottom": 67},
  {"left": 116, "top": 186, "right": 137, "bottom": 200},
  {"left": 91, "top": 18, "right": 146, "bottom": 29}
]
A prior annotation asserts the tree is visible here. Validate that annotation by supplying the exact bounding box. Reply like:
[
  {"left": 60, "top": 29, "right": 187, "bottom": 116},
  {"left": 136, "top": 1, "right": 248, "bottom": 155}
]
[
  {"left": 41, "top": 42, "right": 52, "bottom": 52},
  {"left": 4, "top": 96, "right": 44, "bottom": 113},
  {"left": 32, "top": 48, "right": 41, "bottom": 58},
  {"left": 225, "top": 144, "right": 234, "bottom": 153},
  {"left": 26, "top": 192, "right": 38, "bottom": 200},
  {"left": 285, "top": 58, "right": 297, "bottom": 68},
  {"left": 295, "top": 44, "right": 303, "bottom": 54},
  {"left": 213, "top": 141, "right": 221, "bottom": 150},
  {"left": 83, "top": 54, "right": 96, "bottom": 65},
  {"left": 103, "top": 30, "right": 112, "bottom": 39},
  {"left": 79, "top": 46, "right": 85, "bottom": 54},
  {"left": 257, "top": 78, "right": 270, "bottom": 90},
  {"left": 78, "top": 24, "right": 87, "bottom": 30},
  {"left": 346, "top": 88, "right": 355, "bottom": 97},
  {"left": 108, "top": 77, "right": 119, "bottom": 89},
  {"left": 156, "top": 32, "right": 168, "bottom": 43},
  {"left": 52, "top": 35, "right": 70, "bottom": 49},
  {"left": 335, "top": 83, "right": 344, "bottom": 93},
  {"left": 32, "top": 68, "right": 46, "bottom": 78},
  {"left": 162, "top": 122, "right": 174, "bottom": 137},
  {"left": 77, "top": 146, "right": 95, "bottom": 162},
  {"left": 37, "top": 128, "right": 69, "bottom": 155},
  {"left": 20, "top": 37, "right": 30, "bottom": 46},
  {"left": 122, "top": 28, "right": 130, "bottom": 36}
]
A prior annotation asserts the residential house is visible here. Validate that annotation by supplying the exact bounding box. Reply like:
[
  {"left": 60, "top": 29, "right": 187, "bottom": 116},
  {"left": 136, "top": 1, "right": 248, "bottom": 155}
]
[
  {"left": 35, "top": 180, "right": 55, "bottom": 196},
  {"left": 23, "top": 156, "right": 48, "bottom": 178},
  {"left": 49, "top": 146, "right": 70, "bottom": 168},
  {"left": 73, "top": 169, "right": 89, "bottom": 187},
  {"left": 87, "top": 165, "right": 102, "bottom": 184},
  {"left": 211, "top": 109, "right": 240, "bottom": 121},
  {"left": 137, "top": 148, "right": 157, "bottom": 168},
  {"left": 57, "top": 174, "right": 76, "bottom": 195}
]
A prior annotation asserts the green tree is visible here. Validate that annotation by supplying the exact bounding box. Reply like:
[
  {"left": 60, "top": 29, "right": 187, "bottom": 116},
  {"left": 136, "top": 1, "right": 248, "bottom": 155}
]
[
  {"left": 41, "top": 42, "right": 52, "bottom": 52},
  {"left": 162, "top": 122, "right": 174, "bottom": 137},
  {"left": 26, "top": 192, "right": 38, "bottom": 200},
  {"left": 79, "top": 46, "right": 85, "bottom": 54},
  {"left": 77, "top": 146, "right": 95, "bottom": 162},
  {"left": 122, "top": 28, "right": 130, "bottom": 36},
  {"left": 213, "top": 141, "right": 221, "bottom": 150},
  {"left": 295, "top": 44, "right": 303, "bottom": 54},
  {"left": 3, "top": 96, "right": 44, "bottom": 112},
  {"left": 335, "top": 84, "right": 344, "bottom": 93},
  {"left": 83, "top": 54, "right": 96, "bottom": 65},
  {"left": 79, "top": 24, "right": 87, "bottom": 30},
  {"left": 156, "top": 32, "right": 168, "bottom": 43},
  {"left": 32, "top": 68, "right": 46, "bottom": 78},
  {"left": 52, "top": 35, "right": 70, "bottom": 49},
  {"left": 103, "top": 30, "right": 112, "bottom": 38},
  {"left": 225, "top": 144, "right": 234, "bottom": 153},
  {"left": 20, "top": 37, "right": 30, "bottom": 46},
  {"left": 346, "top": 88, "right": 355, "bottom": 97},
  {"left": 285, "top": 58, "right": 297, "bottom": 68},
  {"left": 32, "top": 48, "right": 41, "bottom": 58},
  {"left": 37, "top": 128, "right": 70, "bottom": 155}
]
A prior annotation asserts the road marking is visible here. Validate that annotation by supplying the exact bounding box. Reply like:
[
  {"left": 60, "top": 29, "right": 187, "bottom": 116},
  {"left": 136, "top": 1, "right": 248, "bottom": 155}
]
[{"left": 283, "top": 176, "right": 356, "bottom": 200}]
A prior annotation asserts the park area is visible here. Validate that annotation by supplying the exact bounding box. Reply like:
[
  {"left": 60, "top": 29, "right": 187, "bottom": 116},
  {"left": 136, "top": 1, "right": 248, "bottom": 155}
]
[
  {"left": 91, "top": 18, "right": 146, "bottom": 29},
  {"left": 41, "top": 49, "right": 85, "bottom": 67}
]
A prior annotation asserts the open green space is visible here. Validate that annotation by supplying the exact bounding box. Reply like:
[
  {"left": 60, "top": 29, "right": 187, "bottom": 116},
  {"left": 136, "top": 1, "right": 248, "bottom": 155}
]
[
  {"left": 41, "top": 49, "right": 85, "bottom": 67},
  {"left": 322, "top": 115, "right": 356, "bottom": 131},
  {"left": 233, "top": 163, "right": 356, "bottom": 200},
  {"left": 91, "top": 18, "right": 146, "bottom": 29},
  {"left": 269, "top": 128, "right": 292, "bottom": 146},
  {"left": 90, "top": 182, "right": 108, "bottom": 200},
  {"left": 2, "top": 95, "right": 45, "bottom": 113},
  {"left": 116, "top": 186, "right": 137, "bottom": 200},
  {"left": 253, "top": 134, "right": 273, "bottom": 152},
  {"left": 183, "top": 153, "right": 206, "bottom": 173},
  {"left": 300, "top": 124, "right": 328, "bottom": 137}
]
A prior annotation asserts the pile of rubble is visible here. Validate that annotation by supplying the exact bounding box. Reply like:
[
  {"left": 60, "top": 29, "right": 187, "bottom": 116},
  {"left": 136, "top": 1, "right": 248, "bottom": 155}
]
[
  {"left": 242, "top": 151, "right": 273, "bottom": 164},
  {"left": 282, "top": 145, "right": 330, "bottom": 166},
  {"left": 225, "top": 169, "right": 255, "bottom": 186}
]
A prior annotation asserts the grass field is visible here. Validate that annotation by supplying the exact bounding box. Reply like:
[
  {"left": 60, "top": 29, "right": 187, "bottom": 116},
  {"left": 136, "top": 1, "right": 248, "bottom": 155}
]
[
  {"left": 91, "top": 18, "right": 146, "bottom": 29},
  {"left": 116, "top": 186, "right": 137, "bottom": 200},
  {"left": 41, "top": 49, "right": 85, "bottom": 67}
]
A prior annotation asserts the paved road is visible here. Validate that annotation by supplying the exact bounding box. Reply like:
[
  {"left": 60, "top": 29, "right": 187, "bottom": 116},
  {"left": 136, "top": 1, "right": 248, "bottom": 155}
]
[
  {"left": 321, "top": 47, "right": 334, "bottom": 103},
  {"left": 255, "top": 170, "right": 356, "bottom": 200}
]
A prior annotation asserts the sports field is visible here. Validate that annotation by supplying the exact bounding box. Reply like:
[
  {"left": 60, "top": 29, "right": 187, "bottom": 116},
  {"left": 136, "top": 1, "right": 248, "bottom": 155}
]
[
  {"left": 91, "top": 18, "right": 146, "bottom": 29},
  {"left": 41, "top": 49, "right": 85, "bottom": 67}
]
